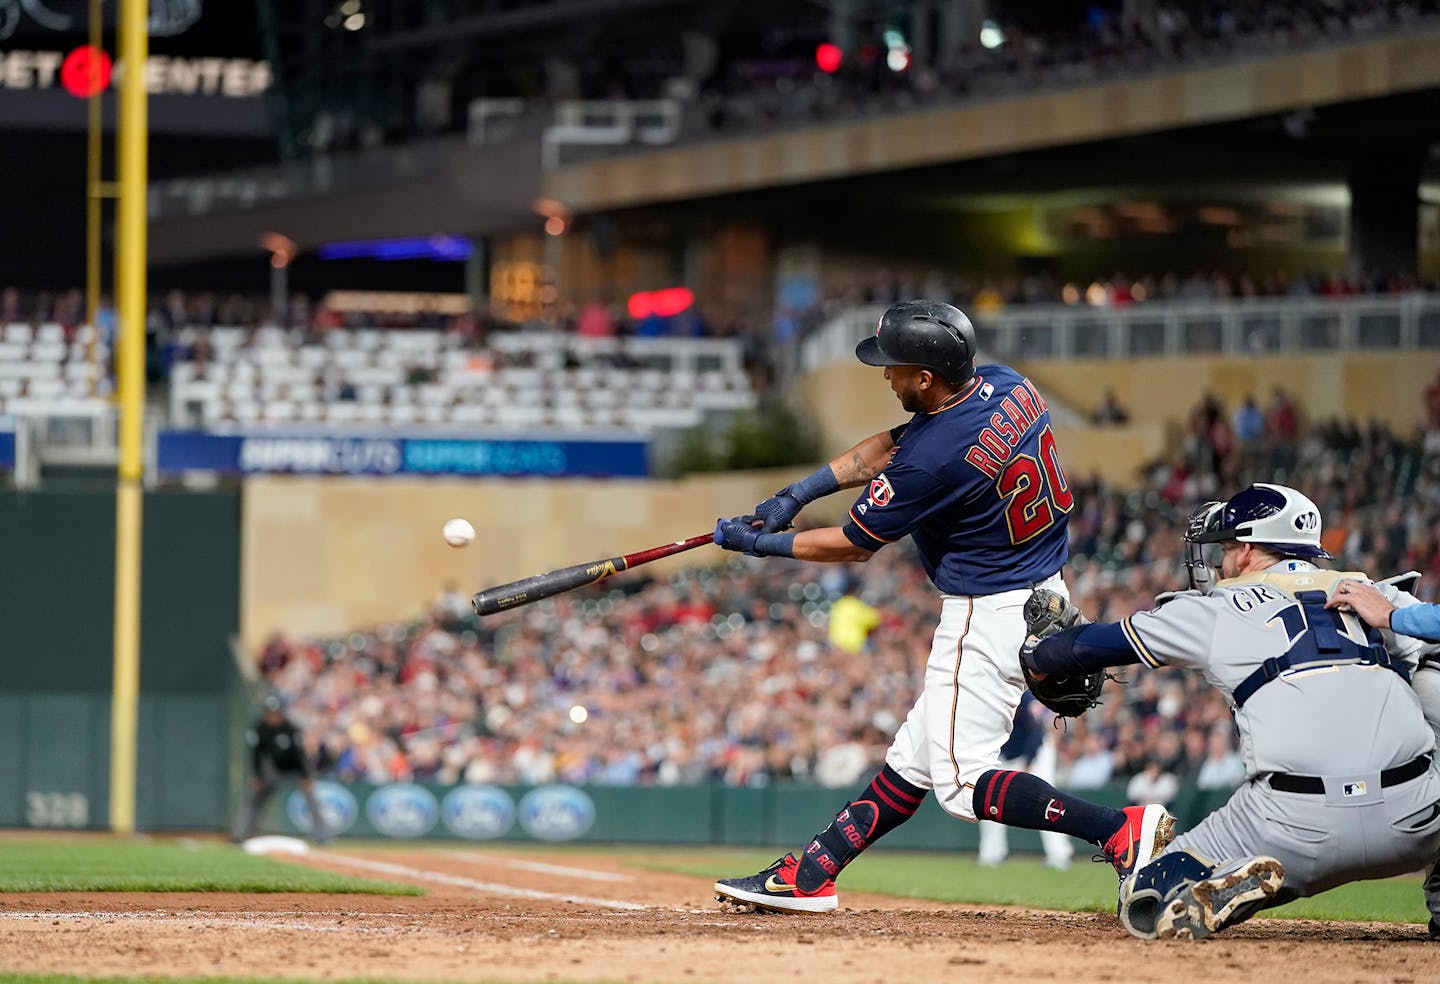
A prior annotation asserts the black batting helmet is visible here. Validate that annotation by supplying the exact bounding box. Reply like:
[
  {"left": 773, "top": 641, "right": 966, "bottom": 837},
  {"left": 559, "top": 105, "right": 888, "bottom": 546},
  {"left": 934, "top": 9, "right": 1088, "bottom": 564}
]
[{"left": 855, "top": 299, "right": 977, "bottom": 386}]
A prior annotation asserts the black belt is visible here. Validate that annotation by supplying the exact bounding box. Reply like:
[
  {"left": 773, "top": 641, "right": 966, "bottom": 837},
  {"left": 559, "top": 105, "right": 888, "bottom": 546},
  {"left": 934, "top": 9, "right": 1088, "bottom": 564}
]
[{"left": 1266, "top": 754, "right": 1431, "bottom": 795}]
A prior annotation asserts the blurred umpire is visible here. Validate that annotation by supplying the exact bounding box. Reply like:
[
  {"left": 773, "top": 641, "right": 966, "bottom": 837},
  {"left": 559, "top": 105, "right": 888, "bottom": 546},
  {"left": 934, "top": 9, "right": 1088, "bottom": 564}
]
[{"left": 231, "top": 694, "right": 331, "bottom": 844}]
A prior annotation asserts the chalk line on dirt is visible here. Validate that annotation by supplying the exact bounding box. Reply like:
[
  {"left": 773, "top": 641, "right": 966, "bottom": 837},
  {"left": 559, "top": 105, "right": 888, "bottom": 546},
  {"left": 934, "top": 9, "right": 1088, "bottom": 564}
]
[
  {"left": 448, "top": 851, "right": 633, "bottom": 882},
  {"left": 312, "top": 851, "right": 648, "bottom": 910}
]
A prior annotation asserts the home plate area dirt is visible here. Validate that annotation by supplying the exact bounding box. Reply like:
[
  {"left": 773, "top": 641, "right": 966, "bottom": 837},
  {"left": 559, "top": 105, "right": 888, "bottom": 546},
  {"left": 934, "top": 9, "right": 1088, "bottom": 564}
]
[{"left": 0, "top": 847, "right": 1433, "bottom": 983}]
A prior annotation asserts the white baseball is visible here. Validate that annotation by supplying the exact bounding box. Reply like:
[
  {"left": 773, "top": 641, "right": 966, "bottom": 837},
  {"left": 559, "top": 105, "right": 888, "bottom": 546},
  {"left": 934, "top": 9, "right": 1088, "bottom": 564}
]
[{"left": 442, "top": 518, "right": 475, "bottom": 548}]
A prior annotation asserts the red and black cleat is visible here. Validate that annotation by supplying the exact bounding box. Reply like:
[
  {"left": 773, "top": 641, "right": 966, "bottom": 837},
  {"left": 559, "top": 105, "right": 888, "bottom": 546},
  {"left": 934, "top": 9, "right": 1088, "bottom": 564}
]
[
  {"left": 714, "top": 853, "right": 838, "bottom": 913},
  {"left": 1102, "top": 804, "right": 1177, "bottom": 881}
]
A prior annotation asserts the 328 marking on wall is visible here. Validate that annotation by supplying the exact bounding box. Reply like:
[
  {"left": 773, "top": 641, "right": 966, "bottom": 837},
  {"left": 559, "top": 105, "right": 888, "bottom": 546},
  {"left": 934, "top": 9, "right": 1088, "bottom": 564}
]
[{"left": 26, "top": 791, "right": 88, "bottom": 828}]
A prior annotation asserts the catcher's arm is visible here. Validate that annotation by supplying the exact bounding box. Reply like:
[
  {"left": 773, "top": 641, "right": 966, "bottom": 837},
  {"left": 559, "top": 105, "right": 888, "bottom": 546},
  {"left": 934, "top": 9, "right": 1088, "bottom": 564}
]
[
  {"left": 1021, "top": 615, "right": 1142, "bottom": 676},
  {"left": 1020, "top": 590, "right": 1146, "bottom": 719}
]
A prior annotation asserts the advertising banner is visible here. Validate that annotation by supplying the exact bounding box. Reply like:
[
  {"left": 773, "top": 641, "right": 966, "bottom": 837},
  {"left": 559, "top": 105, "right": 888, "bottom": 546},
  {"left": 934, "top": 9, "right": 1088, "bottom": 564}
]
[
  {"left": 157, "top": 431, "right": 649, "bottom": 478},
  {"left": 0, "top": 416, "right": 14, "bottom": 471},
  {"left": 286, "top": 783, "right": 595, "bottom": 842}
]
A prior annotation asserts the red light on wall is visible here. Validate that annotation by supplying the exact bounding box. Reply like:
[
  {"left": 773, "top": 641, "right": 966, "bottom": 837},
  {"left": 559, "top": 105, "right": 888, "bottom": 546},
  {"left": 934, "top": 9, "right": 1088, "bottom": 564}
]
[
  {"left": 627, "top": 287, "right": 694, "bottom": 319},
  {"left": 652, "top": 287, "right": 693, "bottom": 316},
  {"left": 61, "top": 45, "right": 113, "bottom": 99},
  {"left": 815, "top": 42, "right": 842, "bottom": 74}
]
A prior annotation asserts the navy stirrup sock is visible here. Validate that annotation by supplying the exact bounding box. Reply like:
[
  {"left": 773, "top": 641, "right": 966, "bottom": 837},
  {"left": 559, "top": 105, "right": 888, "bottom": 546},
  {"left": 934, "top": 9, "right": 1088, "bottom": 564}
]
[
  {"left": 972, "top": 768, "right": 1125, "bottom": 844},
  {"left": 794, "top": 765, "right": 928, "bottom": 892}
]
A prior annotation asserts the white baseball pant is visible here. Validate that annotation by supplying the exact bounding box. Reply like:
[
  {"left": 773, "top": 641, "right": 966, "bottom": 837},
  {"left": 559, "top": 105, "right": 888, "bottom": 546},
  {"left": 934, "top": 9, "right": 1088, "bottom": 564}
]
[{"left": 884, "top": 572, "right": 1069, "bottom": 822}]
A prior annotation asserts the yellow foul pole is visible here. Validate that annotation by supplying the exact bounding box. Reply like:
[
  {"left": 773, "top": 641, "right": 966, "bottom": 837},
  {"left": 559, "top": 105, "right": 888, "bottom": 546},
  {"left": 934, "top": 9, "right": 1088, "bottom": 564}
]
[
  {"left": 110, "top": 0, "right": 147, "bottom": 835},
  {"left": 85, "top": 0, "right": 102, "bottom": 335}
]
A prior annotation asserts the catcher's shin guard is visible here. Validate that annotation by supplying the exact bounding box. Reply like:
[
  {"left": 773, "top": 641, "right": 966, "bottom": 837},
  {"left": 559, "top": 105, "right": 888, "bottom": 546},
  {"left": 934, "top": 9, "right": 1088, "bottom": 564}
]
[{"left": 1119, "top": 850, "right": 1214, "bottom": 940}]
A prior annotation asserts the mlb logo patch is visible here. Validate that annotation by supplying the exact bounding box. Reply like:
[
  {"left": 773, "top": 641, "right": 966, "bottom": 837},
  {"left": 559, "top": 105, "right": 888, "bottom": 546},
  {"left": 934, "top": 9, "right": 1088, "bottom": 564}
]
[{"left": 1343, "top": 781, "right": 1367, "bottom": 797}]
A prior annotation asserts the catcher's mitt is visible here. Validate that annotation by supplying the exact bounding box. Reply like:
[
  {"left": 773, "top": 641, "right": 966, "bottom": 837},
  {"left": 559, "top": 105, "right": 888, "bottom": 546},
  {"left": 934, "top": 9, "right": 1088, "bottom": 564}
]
[{"left": 1021, "top": 588, "right": 1105, "bottom": 719}]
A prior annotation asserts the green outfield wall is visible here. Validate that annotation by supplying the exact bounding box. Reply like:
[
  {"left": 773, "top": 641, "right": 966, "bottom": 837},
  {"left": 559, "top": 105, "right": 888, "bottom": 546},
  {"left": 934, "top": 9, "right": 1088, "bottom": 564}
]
[
  {"left": 0, "top": 488, "right": 241, "bottom": 829},
  {"left": 259, "top": 778, "right": 1235, "bottom": 851}
]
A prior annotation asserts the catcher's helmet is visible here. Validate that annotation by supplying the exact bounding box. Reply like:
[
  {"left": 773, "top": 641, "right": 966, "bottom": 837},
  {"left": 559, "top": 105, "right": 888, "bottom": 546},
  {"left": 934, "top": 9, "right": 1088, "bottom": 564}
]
[
  {"left": 855, "top": 299, "right": 976, "bottom": 387},
  {"left": 1187, "top": 483, "right": 1331, "bottom": 561}
]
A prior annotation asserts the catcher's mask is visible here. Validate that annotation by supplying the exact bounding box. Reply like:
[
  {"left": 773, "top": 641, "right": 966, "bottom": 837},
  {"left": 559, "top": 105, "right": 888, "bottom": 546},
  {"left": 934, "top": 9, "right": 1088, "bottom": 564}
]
[{"left": 1182, "top": 500, "right": 1226, "bottom": 593}]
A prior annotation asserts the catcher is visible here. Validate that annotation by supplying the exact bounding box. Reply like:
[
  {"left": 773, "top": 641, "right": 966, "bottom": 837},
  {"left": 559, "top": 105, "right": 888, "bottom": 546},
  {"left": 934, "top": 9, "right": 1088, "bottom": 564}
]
[{"left": 1023, "top": 484, "right": 1440, "bottom": 940}]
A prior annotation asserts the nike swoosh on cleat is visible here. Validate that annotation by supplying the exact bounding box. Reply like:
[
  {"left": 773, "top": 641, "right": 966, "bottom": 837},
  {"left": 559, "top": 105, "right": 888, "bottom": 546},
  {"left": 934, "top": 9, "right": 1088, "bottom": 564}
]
[{"left": 764, "top": 876, "right": 798, "bottom": 893}]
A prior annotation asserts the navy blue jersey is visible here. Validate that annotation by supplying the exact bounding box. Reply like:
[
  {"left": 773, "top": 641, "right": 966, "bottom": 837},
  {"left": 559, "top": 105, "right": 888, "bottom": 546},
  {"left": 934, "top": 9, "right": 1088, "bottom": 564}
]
[
  {"left": 842, "top": 364, "right": 1071, "bottom": 595},
  {"left": 1000, "top": 692, "right": 1046, "bottom": 763}
]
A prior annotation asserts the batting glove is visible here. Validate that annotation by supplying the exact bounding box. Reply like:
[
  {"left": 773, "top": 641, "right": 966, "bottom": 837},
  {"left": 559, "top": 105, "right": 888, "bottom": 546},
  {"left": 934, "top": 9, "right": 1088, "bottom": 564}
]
[
  {"left": 713, "top": 518, "right": 795, "bottom": 558},
  {"left": 745, "top": 466, "right": 841, "bottom": 533},
  {"left": 747, "top": 488, "right": 804, "bottom": 533}
]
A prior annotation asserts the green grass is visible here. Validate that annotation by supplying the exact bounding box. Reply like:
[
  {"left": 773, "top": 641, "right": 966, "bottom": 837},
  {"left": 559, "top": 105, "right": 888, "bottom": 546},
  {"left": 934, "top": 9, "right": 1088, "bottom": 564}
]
[
  {"left": 0, "top": 837, "right": 1427, "bottom": 922},
  {"left": 0, "top": 839, "right": 421, "bottom": 894},
  {"left": 629, "top": 846, "right": 1433, "bottom": 924}
]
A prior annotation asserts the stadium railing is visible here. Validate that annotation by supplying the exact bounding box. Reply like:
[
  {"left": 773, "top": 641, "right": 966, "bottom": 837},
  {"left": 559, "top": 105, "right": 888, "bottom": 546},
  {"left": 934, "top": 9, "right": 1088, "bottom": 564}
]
[{"left": 798, "top": 294, "right": 1440, "bottom": 372}]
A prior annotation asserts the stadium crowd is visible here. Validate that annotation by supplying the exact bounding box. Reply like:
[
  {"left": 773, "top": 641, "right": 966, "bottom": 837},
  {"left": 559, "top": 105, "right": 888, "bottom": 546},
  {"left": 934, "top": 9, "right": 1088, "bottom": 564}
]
[
  {"left": 255, "top": 393, "right": 1440, "bottom": 800},
  {"left": 815, "top": 267, "right": 1438, "bottom": 321},
  {"left": 5, "top": 261, "right": 1432, "bottom": 355},
  {"left": 693, "top": 0, "right": 1440, "bottom": 139}
]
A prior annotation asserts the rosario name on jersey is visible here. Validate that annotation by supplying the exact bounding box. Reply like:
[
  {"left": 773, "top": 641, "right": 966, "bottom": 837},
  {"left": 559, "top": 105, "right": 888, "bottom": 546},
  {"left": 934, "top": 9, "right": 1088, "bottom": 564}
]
[{"left": 842, "top": 364, "right": 1071, "bottom": 595}]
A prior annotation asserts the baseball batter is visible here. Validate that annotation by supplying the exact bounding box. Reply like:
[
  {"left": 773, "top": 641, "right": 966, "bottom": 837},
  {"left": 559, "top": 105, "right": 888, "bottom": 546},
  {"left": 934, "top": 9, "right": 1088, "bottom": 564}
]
[
  {"left": 710, "top": 299, "right": 1173, "bottom": 913},
  {"left": 1024, "top": 484, "right": 1440, "bottom": 939}
]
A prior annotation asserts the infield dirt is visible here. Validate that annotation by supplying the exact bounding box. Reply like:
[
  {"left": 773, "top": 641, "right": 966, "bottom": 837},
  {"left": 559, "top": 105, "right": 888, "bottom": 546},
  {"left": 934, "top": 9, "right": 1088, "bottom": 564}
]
[{"left": 0, "top": 846, "right": 1432, "bottom": 983}]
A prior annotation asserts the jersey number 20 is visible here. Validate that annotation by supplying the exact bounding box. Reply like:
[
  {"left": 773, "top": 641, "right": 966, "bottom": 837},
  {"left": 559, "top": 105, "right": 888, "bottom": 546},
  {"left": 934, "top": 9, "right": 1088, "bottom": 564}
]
[{"left": 997, "top": 428, "right": 1074, "bottom": 544}]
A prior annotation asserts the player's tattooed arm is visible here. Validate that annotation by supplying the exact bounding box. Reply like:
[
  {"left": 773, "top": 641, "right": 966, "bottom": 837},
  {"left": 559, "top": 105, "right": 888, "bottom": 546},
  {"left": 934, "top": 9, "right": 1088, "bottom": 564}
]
[{"left": 830, "top": 430, "right": 898, "bottom": 488}]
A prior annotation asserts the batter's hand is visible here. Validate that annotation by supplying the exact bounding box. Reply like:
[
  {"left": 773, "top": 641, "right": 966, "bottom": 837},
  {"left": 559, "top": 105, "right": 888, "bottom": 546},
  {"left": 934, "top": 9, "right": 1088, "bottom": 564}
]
[
  {"left": 1327, "top": 579, "right": 1396, "bottom": 629},
  {"left": 745, "top": 487, "right": 804, "bottom": 533},
  {"left": 714, "top": 517, "right": 763, "bottom": 556}
]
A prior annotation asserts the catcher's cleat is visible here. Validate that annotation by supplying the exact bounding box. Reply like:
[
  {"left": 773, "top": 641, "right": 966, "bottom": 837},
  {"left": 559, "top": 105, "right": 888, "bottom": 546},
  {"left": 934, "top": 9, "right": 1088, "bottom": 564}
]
[
  {"left": 1428, "top": 916, "right": 1440, "bottom": 941},
  {"left": 1101, "top": 804, "right": 1177, "bottom": 881},
  {"left": 1155, "top": 856, "right": 1284, "bottom": 941},
  {"left": 714, "top": 853, "right": 838, "bottom": 913}
]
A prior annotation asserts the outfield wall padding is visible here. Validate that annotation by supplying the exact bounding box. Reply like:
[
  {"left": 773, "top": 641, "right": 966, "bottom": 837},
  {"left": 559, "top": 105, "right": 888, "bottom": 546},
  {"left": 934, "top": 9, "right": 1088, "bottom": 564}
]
[
  {"left": 258, "top": 779, "right": 1236, "bottom": 853},
  {"left": 0, "top": 489, "right": 241, "bottom": 830}
]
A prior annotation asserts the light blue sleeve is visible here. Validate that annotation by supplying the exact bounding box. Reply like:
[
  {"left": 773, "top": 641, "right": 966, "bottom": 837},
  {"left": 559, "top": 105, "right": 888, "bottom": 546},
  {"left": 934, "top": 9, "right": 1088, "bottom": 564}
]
[{"left": 1392, "top": 603, "right": 1440, "bottom": 643}]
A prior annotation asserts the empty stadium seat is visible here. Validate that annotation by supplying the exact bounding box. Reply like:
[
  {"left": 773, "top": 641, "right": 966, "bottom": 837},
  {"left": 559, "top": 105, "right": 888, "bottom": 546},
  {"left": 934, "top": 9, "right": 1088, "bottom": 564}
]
[{"left": 152, "top": 324, "right": 759, "bottom": 435}]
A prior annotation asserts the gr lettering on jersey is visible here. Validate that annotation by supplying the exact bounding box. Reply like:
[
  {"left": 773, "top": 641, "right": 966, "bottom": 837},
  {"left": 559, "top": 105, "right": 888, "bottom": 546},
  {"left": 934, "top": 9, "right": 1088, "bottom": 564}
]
[
  {"left": 1230, "top": 584, "right": 1285, "bottom": 612},
  {"left": 962, "top": 378, "right": 1049, "bottom": 479}
]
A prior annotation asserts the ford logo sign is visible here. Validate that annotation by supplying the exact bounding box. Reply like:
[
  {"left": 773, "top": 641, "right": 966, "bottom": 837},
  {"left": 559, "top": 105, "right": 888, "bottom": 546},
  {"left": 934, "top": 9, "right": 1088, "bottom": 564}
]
[
  {"left": 285, "top": 780, "right": 358, "bottom": 837},
  {"left": 441, "top": 785, "right": 516, "bottom": 840},
  {"left": 365, "top": 784, "right": 440, "bottom": 839},
  {"left": 518, "top": 785, "right": 595, "bottom": 842}
]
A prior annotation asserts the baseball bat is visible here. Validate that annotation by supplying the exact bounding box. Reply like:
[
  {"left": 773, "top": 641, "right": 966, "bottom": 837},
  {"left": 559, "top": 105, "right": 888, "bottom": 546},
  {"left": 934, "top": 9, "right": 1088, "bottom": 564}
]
[{"left": 472, "top": 532, "right": 713, "bottom": 616}]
